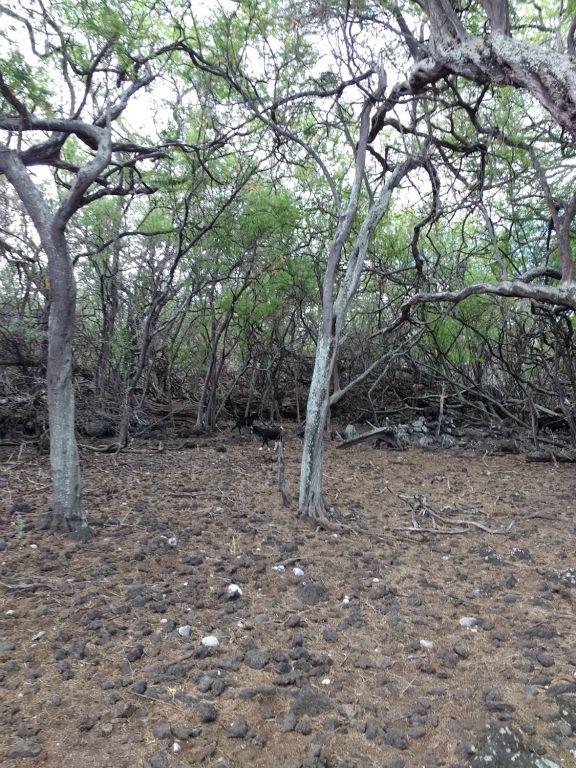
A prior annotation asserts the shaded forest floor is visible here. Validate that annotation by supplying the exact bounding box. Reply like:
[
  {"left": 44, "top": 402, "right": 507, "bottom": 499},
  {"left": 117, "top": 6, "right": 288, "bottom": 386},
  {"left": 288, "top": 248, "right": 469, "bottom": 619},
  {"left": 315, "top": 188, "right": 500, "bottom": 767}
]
[{"left": 1, "top": 430, "right": 576, "bottom": 767}]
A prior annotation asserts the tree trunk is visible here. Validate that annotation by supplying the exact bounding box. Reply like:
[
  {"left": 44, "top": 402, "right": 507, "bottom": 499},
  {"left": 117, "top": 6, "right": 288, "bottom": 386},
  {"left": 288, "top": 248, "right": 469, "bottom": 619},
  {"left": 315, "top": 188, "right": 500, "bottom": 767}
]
[
  {"left": 298, "top": 153, "right": 416, "bottom": 524},
  {"left": 41, "top": 228, "right": 88, "bottom": 537},
  {"left": 298, "top": 333, "right": 333, "bottom": 520}
]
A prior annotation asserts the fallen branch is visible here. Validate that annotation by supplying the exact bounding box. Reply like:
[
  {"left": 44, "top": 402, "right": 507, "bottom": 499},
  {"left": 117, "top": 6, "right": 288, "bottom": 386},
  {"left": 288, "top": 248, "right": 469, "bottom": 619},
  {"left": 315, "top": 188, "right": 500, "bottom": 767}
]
[
  {"left": 397, "top": 493, "right": 513, "bottom": 535},
  {"left": 0, "top": 580, "right": 51, "bottom": 591}
]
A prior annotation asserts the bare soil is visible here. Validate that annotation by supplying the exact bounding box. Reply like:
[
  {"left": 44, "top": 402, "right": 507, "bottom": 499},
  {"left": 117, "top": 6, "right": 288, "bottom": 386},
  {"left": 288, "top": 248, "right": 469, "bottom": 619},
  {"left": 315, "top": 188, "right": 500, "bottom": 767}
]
[{"left": 1, "top": 430, "right": 576, "bottom": 767}]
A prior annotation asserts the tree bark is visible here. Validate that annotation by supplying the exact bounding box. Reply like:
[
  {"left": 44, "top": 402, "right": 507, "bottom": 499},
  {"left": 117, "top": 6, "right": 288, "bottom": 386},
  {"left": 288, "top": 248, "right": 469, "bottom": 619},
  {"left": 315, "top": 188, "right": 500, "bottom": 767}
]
[{"left": 43, "top": 228, "right": 84, "bottom": 533}]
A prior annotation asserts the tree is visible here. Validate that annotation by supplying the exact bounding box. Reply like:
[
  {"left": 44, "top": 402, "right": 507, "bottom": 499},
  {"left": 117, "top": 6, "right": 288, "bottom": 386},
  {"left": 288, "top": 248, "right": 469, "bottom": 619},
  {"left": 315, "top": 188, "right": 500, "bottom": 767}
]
[
  {"left": 0, "top": 0, "right": 179, "bottom": 534},
  {"left": 369, "top": 0, "right": 576, "bottom": 309}
]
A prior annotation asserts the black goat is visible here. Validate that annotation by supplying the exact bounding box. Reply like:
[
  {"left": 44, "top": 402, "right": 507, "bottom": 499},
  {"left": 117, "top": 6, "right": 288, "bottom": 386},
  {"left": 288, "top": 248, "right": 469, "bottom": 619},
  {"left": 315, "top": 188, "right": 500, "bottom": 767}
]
[
  {"left": 537, "top": 412, "right": 570, "bottom": 433},
  {"left": 251, "top": 424, "right": 284, "bottom": 449},
  {"left": 232, "top": 413, "right": 257, "bottom": 433}
]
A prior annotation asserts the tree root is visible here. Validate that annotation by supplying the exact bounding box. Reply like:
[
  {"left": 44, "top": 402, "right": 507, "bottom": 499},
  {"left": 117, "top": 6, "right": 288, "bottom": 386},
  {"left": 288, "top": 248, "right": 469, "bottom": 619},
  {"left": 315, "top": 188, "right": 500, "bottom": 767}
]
[{"left": 38, "top": 512, "right": 93, "bottom": 541}]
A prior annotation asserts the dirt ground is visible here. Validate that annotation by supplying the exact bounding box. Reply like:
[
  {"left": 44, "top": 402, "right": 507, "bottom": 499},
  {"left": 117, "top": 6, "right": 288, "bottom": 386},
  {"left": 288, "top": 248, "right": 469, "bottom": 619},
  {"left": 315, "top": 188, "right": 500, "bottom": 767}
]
[{"left": 1, "top": 429, "right": 576, "bottom": 768}]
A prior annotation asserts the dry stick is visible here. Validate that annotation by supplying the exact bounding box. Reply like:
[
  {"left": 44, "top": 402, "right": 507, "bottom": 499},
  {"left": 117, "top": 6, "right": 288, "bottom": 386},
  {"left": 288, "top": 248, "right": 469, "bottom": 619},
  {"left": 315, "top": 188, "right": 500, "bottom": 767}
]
[
  {"left": 0, "top": 581, "right": 51, "bottom": 591},
  {"left": 436, "top": 382, "right": 446, "bottom": 439},
  {"left": 397, "top": 493, "right": 513, "bottom": 534},
  {"left": 277, "top": 439, "right": 291, "bottom": 507}
]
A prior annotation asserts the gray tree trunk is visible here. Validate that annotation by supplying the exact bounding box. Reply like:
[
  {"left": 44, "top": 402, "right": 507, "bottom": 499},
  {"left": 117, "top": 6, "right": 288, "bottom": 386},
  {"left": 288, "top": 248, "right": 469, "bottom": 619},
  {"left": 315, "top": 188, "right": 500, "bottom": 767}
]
[
  {"left": 43, "top": 228, "right": 84, "bottom": 533},
  {"left": 298, "top": 156, "right": 417, "bottom": 523}
]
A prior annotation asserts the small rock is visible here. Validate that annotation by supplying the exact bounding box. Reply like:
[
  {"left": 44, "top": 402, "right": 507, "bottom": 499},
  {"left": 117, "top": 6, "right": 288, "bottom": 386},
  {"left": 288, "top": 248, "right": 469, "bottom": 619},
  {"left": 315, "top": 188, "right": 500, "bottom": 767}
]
[
  {"left": 439, "top": 650, "right": 459, "bottom": 669},
  {"left": 7, "top": 740, "right": 42, "bottom": 758},
  {"left": 198, "top": 702, "right": 217, "bottom": 723},
  {"left": 177, "top": 625, "right": 192, "bottom": 639},
  {"left": 536, "top": 651, "right": 555, "bottom": 668},
  {"left": 201, "top": 635, "right": 219, "bottom": 648},
  {"left": 296, "top": 580, "right": 328, "bottom": 605},
  {"left": 293, "top": 567, "right": 305, "bottom": 577},
  {"left": 295, "top": 717, "right": 312, "bottom": 735},
  {"left": 459, "top": 617, "right": 478, "bottom": 629},
  {"left": 78, "top": 715, "right": 96, "bottom": 732},
  {"left": 227, "top": 584, "right": 242, "bottom": 598},
  {"left": 365, "top": 720, "right": 379, "bottom": 740},
  {"left": 228, "top": 718, "right": 249, "bottom": 738},
  {"left": 0, "top": 641, "right": 16, "bottom": 652},
  {"left": 153, "top": 723, "right": 172, "bottom": 740},
  {"left": 384, "top": 728, "right": 408, "bottom": 750},
  {"left": 279, "top": 712, "right": 297, "bottom": 732},
  {"left": 291, "top": 683, "right": 333, "bottom": 717},
  {"left": 126, "top": 645, "right": 144, "bottom": 662}
]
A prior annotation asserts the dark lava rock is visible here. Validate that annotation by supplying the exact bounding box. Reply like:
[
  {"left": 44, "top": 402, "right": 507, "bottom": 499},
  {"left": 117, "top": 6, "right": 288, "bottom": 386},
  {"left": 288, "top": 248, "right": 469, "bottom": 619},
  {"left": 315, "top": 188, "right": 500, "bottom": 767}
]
[
  {"left": 478, "top": 545, "right": 501, "bottom": 564},
  {"left": 228, "top": 718, "right": 249, "bottom": 738},
  {"left": 0, "top": 641, "right": 16, "bottom": 653},
  {"left": 295, "top": 717, "right": 312, "bottom": 735},
  {"left": 322, "top": 627, "right": 338, "bottom": 642},
  {"left": 439, "top": 650, "right": 459, "bottom": 669},
  {"left": 78, "top": 715, "right": 96, "bottom": 731},
  {"left": 145, "top": 750, "right": 168, "bottom": 768},
  {"left": 244, "top": 649, "right": 269, "bottom": 669},
  {"left": 279, "top": 712, "right": 297, "bottom": 732},
  {"left": 291, "top": 684, "right": 333, "bottom": 717},
  {"left": 7, "top": 740, "right": 42, "bottom": 758},
  {"left": 296, "top": 580, "right": 328, "bottom": 605},
  {"left": 152, "top": 723, "right": 172, "bottom": 739},
  {"left": 127, "top": 644, "right": 145, "bottom": 662},
  {"left": 536, "top": 651, "right": 555, "bottom": 668},
  {"left": 198, "top": 701, "right": 217, "bottom": 723},
  {"left": 365, "top": 720, "right": 379, "bottom": 740},
  {"left": 483, "top": 687, "right": 515, "bottom": 715},
  {"left": 384, "top": 728, "right": 408, "bottom": 750},
  {"left": 468, "top": 723, "right": 561, "bottom": 767}
]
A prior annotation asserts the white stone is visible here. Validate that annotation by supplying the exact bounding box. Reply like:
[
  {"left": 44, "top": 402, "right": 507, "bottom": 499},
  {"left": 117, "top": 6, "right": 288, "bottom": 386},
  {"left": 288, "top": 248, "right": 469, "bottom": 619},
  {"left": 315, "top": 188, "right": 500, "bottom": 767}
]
[
  {"left": 227, "top": 583, "right": 242, "bottom": 597},
  {"left": 201, "top": 635, "right": 220, "bottom": 648},
  {"left": 459, "top": 616, "right": 479, "bottom": 628},
  {"left": 420, "top": 639, "right": 434, "bottom": 649},
  {"left": 292, "top": 567, "right": 304, "bottom": 577},
  {"left": 272, "top": 565, "right": 285, "bottom": 572}
]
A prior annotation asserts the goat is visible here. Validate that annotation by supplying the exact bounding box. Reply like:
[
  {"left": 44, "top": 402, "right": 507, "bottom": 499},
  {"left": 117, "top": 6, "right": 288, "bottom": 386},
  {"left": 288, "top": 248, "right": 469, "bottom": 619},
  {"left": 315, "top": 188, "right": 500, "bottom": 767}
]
[
  {"left": 232, "top": 413, "right": 257, "bottom": 433},
  {"left": 251, "top": 424, "right": 284, "bottom": 449},
  {"left": 537, "top": 412, "right": 570, "bottom": 433}
]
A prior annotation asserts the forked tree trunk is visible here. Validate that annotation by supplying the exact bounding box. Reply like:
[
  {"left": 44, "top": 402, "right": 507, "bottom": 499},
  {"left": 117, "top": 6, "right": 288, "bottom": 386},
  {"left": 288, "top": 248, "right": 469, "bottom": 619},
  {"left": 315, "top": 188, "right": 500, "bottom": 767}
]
[
  {"left": 298, "top": 153, "right": 417, "bottom": 525},
  {"left": 0, "top": 118, "right": 111, "bottom": 537}
]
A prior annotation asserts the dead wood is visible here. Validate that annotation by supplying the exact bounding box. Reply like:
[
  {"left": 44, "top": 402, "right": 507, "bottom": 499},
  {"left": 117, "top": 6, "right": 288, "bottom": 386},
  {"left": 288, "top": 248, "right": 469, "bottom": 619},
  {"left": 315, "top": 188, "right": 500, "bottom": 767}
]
[
  {"left": 336, "top": 425, "right": 404, "bottom": 450},
  {"left": 526, "top": 450, "right": 576, "bottom": 463}
]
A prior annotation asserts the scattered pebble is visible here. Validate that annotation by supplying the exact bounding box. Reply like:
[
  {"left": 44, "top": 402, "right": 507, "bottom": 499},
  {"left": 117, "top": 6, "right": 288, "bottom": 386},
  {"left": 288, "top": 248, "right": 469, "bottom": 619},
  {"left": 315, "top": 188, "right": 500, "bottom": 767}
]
[{"left": 201, "top": 635, "right": 219, "bottom": 648}]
